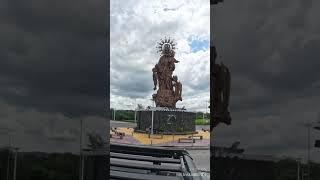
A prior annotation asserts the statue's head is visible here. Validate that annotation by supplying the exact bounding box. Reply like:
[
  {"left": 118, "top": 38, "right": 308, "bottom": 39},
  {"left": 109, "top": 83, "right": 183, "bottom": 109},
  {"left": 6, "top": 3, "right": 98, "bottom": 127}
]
[
  {"left": 163, "top": 43, "right": 171, "bottom": 54},
  {"left": 157, "top": 37, "right": 177, "bottom": 56}
]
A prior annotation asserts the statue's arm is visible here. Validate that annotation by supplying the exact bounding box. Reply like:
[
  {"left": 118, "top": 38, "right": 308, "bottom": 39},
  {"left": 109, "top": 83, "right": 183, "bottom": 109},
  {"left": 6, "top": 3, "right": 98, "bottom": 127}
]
[{"left": 173, "top": 57, "right": 179, "bottom": 63}]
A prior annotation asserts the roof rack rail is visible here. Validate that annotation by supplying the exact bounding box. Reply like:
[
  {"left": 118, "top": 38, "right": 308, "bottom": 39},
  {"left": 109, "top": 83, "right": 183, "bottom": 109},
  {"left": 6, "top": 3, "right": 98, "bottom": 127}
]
[{"left": 110, "top": 143, "right": 204, "bottom": 180}]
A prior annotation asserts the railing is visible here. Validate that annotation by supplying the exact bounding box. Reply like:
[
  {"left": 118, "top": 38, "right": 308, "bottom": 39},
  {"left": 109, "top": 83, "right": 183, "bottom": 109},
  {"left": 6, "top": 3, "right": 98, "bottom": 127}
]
[{"left": 109, "top": 143, "right": 203, "bottom": 180}]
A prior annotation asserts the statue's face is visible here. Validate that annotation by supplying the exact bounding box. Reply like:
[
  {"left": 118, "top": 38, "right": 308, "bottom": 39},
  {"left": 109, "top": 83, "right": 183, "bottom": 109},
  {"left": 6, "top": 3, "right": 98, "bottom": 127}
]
[{"left": 163, "top": 43, "right": 171, "bottom": 54}]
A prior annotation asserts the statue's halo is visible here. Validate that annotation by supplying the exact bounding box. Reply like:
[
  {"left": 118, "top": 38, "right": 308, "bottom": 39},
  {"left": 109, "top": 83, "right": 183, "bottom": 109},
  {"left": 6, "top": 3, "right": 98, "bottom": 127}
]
[{"left": 156, "top": 37, "right": 177, "bottom": 55}]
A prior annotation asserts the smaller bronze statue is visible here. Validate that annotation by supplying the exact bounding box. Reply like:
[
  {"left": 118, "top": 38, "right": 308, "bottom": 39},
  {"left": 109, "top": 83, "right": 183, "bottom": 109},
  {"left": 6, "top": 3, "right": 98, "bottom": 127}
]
[
  {"left": 152, "top": 67, "right": 158, "bottom": 90},
  {"left": 172, "top": 75, "right": 182, "bottom": 101}
]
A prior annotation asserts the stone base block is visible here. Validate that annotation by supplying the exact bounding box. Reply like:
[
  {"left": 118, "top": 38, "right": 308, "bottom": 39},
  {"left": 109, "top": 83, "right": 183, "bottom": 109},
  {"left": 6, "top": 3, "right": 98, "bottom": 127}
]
[{"left": 135, "top": 109, "right": 196, "bottom": 134}]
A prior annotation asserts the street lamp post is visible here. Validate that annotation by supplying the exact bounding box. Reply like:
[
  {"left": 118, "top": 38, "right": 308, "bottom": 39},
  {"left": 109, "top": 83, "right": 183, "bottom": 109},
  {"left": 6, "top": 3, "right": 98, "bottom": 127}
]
[
  {"left": 6, "top": 133, "right": 12, "bottom": 180},
  {"left": 307, "top": 124, "right": 310, "bottom": 180},
  {"left": 79, "top": 118, "right": 84, "bottom": 180},
  {"left": 297, "top": 158, "right": 300, "bottom": 180},
  {"left": 151, "top": 109, "right": 154, "bottom": 135},
  {"left": 134, "top": 100, "right": 137, "bottom": 124},
  {"left": 134, "top": 99, "right": 138, "bottom": 123},
  {"left": 134, "top": 109, "right": 137, "bottom": 124},
  {"left": 150, "top": 99, "right": 155, "bottom": 135},
  {"left": 13, "top": 148, "right": 17, "bottom": 180}
]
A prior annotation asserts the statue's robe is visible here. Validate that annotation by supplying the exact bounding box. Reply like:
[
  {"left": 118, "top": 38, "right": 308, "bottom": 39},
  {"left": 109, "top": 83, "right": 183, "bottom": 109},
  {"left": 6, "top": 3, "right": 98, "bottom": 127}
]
[{"left": 212, "top": 62, "right": 231, "bottom": 128}]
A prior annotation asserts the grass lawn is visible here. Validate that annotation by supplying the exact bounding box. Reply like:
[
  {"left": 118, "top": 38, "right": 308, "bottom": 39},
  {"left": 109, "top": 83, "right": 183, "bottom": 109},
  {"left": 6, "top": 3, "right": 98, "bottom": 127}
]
[
  {"left": 195, "top": 118, "right": 210, "bottom": 125},
  {"left": 116, "top": 119, "right": 135, "bottom": 123},
  {"left": 115, "top": 118, "right": 210, "bottom": 125}
]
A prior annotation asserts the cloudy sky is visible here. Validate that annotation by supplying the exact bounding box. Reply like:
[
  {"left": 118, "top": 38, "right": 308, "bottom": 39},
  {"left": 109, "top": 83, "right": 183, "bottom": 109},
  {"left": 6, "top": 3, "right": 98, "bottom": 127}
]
[
  {"left": 212, "top": 0, "right": 320, "bottom": 162},
  {"left": 0, "top": 0, "right": 108, "bottom": 153},
  {"left": 110, "top": 0, "right": 210, "bottom": 112},
  {"left": 1, "top": 0, "right": 320, "bottom": 166}
]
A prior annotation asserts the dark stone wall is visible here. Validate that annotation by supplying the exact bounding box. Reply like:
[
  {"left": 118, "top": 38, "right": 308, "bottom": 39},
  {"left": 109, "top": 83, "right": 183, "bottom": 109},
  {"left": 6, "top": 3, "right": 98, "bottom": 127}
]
[
  {"left": 213, "top": 157, "right": 276, "bottom": 180},
  {"left": 84, "top": 155, "right": 108, "bottom": 180},
  {"left": 0, "top": 149, "right": 15, "bottom": 180},
  {"left": 0, "top": 150, "right": 9, "bottom": 180},
  {"left": 136, "top": 110, "right": 196, "bottom": 134}
]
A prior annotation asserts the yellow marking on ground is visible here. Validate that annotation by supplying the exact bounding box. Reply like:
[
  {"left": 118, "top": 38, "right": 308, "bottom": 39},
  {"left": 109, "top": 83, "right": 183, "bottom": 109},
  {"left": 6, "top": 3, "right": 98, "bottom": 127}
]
[
  {"left": 197, "top": 130, "right": 210, "bottom": 139},
  {"left": 116, "top": 128, "right": 210, "bottom": 145}
]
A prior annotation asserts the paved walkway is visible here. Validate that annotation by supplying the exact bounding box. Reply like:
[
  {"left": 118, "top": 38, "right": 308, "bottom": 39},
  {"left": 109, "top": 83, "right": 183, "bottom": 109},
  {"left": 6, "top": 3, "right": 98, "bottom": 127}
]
[
  {"left": 110, "top": 125, "right": 210, "bottom": 178},
  {"left": 110, "top": 133, "right": 140, "bottom": 144},
  {"left": 110, "top": 127, "right": 210, "bottom": 147}
]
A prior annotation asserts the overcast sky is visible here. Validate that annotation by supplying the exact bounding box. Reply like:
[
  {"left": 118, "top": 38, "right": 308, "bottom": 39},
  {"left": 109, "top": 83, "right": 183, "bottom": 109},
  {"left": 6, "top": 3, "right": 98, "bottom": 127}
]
[
  {"left": 1, "top": 0, "right": 320, "bottom": 165},
  {"left": 212, "top": 0, "right": 320, "bottom": 163},
  {"left": 110, "top": 0, "right": 210, "bottom": 112},
  {"left": 0, "top": 0, "right": 108, "bottom": 153}
]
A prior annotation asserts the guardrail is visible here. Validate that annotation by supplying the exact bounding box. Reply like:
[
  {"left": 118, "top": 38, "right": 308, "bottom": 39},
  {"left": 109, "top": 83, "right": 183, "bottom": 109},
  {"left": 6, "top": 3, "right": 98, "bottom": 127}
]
[{"left": 110, "top": 143, "right": 204, "bottom": 180}]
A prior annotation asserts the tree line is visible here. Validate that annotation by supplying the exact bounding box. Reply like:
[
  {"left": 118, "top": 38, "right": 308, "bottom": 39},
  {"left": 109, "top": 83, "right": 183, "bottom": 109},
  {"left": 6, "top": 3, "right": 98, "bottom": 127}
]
[{"left": 110, "top": 108, "right": 209, "bottom": 122}]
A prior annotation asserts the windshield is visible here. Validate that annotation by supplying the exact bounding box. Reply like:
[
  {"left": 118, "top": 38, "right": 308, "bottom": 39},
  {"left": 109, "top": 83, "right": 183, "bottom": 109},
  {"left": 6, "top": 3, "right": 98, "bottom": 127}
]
[{"left": 110, "top": 0, "right": 210, "bottom": 178}]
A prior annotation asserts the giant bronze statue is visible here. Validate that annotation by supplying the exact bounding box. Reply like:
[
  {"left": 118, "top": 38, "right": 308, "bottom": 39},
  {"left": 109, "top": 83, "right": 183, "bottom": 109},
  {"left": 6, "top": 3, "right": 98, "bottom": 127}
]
[
  {"left": 135, "top": 37, "right": 196, "bottom": 134},
  {"left": 152, "top": 37, "right": 182, "bottom": 108},
  {"left": 211, "top": 46, "right": 232, "bottom": 128}
]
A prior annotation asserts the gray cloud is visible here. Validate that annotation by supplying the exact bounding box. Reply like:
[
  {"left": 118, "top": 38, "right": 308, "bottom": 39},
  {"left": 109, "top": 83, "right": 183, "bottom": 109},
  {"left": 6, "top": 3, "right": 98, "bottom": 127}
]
[
  {"left": 212, "top": 0, "right": 320, "bottom": 162},
  {"left": 0, "top": 0, "right": 108, "bottom": 152},
  {"left": 110, "top": 0, "right": 210, "bottom": 111}
]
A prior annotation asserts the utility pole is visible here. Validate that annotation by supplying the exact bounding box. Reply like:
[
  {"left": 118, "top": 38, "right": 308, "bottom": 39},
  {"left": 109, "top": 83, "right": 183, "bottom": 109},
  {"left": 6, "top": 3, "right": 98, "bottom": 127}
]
[
  {"left": 297, "top": 158, "right": 301, "bottom": 180},
  {"left": 307, "top": 124, "right": 310, "bottom": 180},
  {"left": 79, "top": 118, "right": 83, "bottom": 180},
  {"left": 6, "top": 134, "right": 12, "bottom": 180},
  {"left": 151, "top": 109, "right": 154, "bottom": 135},
  {"left": 134, "top": 109, "right": 137, "bottom": 123},
  {"left": 134, "top": 99, "right": 137, "bottom": 123},
  {"left": 13, "top": 148, "right": 18, "bottom": 180}
]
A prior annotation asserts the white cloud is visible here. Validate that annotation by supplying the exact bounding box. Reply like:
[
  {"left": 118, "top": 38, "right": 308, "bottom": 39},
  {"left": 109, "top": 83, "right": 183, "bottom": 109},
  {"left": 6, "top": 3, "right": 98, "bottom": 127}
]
[{"left": 110, "top": 0, "right": 210, "bottom": 112}]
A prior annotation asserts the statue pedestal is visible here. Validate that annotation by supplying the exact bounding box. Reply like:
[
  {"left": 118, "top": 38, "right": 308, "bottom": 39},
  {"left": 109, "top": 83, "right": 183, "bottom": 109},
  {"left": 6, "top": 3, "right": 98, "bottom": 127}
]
[{"left": 135, "top": 107, "right": 196, "bottom": 134}]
